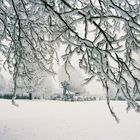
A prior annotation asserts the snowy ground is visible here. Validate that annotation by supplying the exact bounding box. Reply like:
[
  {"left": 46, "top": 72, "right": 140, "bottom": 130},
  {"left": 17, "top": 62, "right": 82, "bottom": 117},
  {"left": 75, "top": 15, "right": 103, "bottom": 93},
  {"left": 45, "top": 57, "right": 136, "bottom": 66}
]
[{"left": 0, "top": 99, "right": 140, "bottom": 140}]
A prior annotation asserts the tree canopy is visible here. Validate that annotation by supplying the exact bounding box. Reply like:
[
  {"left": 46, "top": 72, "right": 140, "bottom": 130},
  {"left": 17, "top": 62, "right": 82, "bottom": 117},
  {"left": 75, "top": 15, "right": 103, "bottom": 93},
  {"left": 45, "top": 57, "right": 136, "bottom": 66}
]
[{"left": 0, "top": 0, "right": 140, "bottom": 121}]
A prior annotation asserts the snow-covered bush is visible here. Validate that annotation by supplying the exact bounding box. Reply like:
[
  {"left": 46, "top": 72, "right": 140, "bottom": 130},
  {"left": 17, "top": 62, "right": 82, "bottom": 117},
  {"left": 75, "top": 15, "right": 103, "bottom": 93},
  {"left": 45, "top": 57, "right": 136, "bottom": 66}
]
[{"left": 58, "top": 63, "right": 86, "bottom": 94}]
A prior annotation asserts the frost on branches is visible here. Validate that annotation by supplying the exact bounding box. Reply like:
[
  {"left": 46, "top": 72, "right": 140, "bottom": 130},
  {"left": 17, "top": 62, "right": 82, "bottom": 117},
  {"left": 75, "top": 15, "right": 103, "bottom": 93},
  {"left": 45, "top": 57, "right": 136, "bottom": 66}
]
[{"left": 0, "top": 0, "right": 140, "bottom": 121}]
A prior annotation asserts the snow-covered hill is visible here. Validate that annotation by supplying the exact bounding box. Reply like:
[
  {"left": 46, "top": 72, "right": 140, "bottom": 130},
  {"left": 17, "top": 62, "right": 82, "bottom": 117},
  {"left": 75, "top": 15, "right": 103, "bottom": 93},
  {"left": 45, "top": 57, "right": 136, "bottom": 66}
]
[{"left": 0, "top": 100, "right": 140, "bottom": 140}]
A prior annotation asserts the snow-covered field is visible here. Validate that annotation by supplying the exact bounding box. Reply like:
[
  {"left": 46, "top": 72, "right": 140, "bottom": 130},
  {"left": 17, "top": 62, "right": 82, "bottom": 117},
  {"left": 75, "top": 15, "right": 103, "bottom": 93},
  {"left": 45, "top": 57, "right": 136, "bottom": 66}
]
[{"left": 0, "top": 99, "right": 140, "bottom": 140}]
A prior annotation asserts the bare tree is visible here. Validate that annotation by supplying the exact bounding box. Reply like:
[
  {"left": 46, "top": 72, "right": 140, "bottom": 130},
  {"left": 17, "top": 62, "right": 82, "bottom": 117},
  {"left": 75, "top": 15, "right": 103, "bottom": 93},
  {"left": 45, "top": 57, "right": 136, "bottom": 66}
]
[
  {"left": 19, "top": 61, "right": 53, "bottom": 99},
  {"left": 0, "top": 0, "right": 58, "bottom": 105},
  {"left": 0, "top": 0, "right": 140, "bottom": 121}
]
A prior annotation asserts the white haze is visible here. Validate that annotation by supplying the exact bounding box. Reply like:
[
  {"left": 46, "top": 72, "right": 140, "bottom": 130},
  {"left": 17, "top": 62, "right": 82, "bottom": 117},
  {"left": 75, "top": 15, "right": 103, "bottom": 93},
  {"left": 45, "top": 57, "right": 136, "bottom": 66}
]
[{"left": 58, "top": 63, "right": 86, "bottom": 94}]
